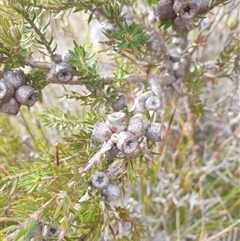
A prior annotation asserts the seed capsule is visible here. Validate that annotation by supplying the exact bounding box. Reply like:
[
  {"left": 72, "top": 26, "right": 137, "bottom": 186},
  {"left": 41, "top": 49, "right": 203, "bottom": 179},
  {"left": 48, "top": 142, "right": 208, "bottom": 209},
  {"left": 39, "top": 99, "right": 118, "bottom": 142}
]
[
  {"left": 116, "top": 131, "right": 141, "bottom": 158},
  {"left": 106, "top": 112, "right": 129, "bottom": 133},
  {"left": 159, "top": 73, "right": 176, "bottom": 86},
  {"left": 101, "top": 183, "right": 120, "bottom": 202},
  {"left": 146, "top": 123, "right": 165, "bottom": 142},
  {"left": 173, "top": 0, "right": 199, "bottom": 20},
  {"left": 154, "top": 0, "right": 177, "bottom": 22},
  {"left": 0, "top": 97, "right": 20, "bottom": 115},
  {"left": 127, "top": 113, "right": 149, "bottom": 138},
  {"left": 0, "top": 81, "right": 15, "bottom": 101},
  {"left": 92, "top": 122, "right": 113, "bottom": 144},
  {"left": 91, "top": 171, "right": 110, "bottom": 190},
  {"left": 62, "top": 50, "right": 74, "bottom": 62},
  {"left": 4, "top": 69, "right": 27, "bottom": 89},
  {"left": 106, "top": 144, "right": 119, "bottom": 159},
  {"left": 145, "top": 96, "right": 161, "bottom": 111},
  {"left": 55, "top": 62, "right": 73, "bottom": 82},
  {"left": 172, "top": 16, "right": 194, "bottom": 33},
  {"left": 139, "top": 90, "right": 156, "bottom": 102},
  {"left": 15, "top": 85, "right": 38, "bottom": 107},
  {"left": 198, "top": 0, "right": 209, "bottom": 14},
  {"left": 53, "top": 54, "right": 62, "bottom": 64},
  {"left": 111, "top": 95, "right": 126, "bottom": 111}
]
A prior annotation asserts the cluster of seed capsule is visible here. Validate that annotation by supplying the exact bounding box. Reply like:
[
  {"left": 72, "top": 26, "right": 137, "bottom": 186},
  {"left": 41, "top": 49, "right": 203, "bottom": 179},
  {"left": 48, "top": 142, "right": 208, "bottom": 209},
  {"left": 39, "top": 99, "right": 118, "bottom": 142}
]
[
  {"left": 92, "top": 111, "right": 165, "bottom": 159},
  {"left": 0, "top": 70, "right": 38, "bottom": 115},
  {"left": 134, "top": 90, "right": 161, "bottom": 114},
  {"left": 91, "top": 171, "right": 120, "bottom": 202},
  {"left": 154, "top": 0, "right": 210, "bottom": 33}
]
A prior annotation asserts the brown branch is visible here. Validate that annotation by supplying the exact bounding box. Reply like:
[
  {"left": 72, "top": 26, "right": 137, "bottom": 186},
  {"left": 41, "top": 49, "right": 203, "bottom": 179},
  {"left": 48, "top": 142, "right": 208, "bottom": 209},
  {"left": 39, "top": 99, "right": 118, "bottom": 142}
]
[{"left": 2, "top": 57, "right": 174, "bottom": 87}]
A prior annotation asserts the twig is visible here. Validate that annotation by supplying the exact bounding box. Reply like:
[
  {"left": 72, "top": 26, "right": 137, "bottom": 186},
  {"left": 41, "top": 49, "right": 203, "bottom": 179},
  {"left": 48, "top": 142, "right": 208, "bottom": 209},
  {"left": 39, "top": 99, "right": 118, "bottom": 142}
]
[
  {"left": 202, "top": 220, "right": 240, "bottom": 241},
  {"left": 79, "top": 133, "right": 119, "bottom": 175},
  {"left": 57, "top": 228, "right": 67, "bottom": 241},
  {"left": 23, "top": 58, "right": 53, "bottom": 70},
  {"left": 6, "top": 198, "right": 54, "bottom": 241},
  {"left": 22, "top": 1, "right": 66, "bottom": 11},
  {"left": 2, "top": 56, "right": 174, "bottom": 86},
  {"left": 55, "top": 142, "right": 60, "bottom": 167}
]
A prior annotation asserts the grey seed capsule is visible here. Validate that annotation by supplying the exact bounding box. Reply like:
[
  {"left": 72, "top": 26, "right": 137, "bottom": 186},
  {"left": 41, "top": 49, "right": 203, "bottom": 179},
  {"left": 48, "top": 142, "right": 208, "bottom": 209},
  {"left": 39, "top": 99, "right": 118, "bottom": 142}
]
[
  {"left": 91, "top": 171, "right": 110, "bottom": 190},
  {"left": 172, "top": 16, "right": 194, "bottom": 33},
  {"left": 92, "top": 122, "right": 113, "bottom": 144},
  {"left": 111, "top": 95, "right": 126, "bottom": 111},
  {"left": 46, "top": 223, "right": 60, "bottom": 237},
  {"left": 146, "top": 123, "right": 165, "bottom": 142},
  {"left": 106, "top": 144, "right": 119, "bottom": 159},
  {"left": 173, "top": 0, "right": 199, "bottom": 20},
  {"left": 0, "top": 81, "right": 15, "bottom": 101},
  {"left": 0, "top": 97, "right": 20, "bottom": 115},
  {"left": 101, "top": 183, "right": 120, "bottom": 202},
  {"left": 117, "top": 131, "right": 141, "bottom": 158},
  {"left": 153, "top": 0, "right": 177, "bottom": 22},
  {"left": 15, "top": 85, "right": 38, "bottom": 107},
  {"left": 4, "top": 69, "right": 27, "bottom": 89},
  {"left": 53, "top": 54, "right": 62, "bottom": 64},
  {"left": 127, "top": 113, "right": 149, "bottom": 138},
  {"left": 160, "top": 73, "right": 176, "bottom": 86},
  {"left": 139, "top": 90, "right": 156, "bottom": 102},
  {"left": 145, "top": 96, "right": 161, "bottom": 111},
  {"left": 55, "top": 62, "right": 73, "bottom": 82},
  {"left": 62, "top": 50, "right": 73, "bottom": 62},
  {"left": 134, "top": 101, "right": 146, "bottom": 114},
  {"left": 198, "top": 0, "right": 209, "bottom": 14},
  {"left": 106, "top": 112, "right": 129, "bottom": 133}
]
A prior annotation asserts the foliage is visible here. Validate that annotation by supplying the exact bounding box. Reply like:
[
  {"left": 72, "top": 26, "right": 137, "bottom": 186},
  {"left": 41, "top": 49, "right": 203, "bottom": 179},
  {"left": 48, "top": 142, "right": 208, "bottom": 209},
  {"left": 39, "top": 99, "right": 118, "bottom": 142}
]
[{"left": 0, "top": 0, "right": 239, "bottom": 241}]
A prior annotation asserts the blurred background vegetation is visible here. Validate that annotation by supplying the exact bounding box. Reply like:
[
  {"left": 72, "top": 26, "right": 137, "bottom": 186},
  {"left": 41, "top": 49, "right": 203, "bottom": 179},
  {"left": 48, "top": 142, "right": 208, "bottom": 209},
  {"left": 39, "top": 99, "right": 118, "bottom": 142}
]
[{"left": 0, "top": 0, "right": 239, "bottom": 240}]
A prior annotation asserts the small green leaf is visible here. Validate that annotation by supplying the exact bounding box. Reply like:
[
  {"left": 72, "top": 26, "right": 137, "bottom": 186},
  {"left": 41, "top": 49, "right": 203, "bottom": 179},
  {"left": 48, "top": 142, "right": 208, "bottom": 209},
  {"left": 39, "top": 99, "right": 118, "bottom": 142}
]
[
  {"left": 0, "top": 225, "right": 19, "bottom": 234},
  {"left": 13, "top": 227, "right": 26, "bottom": 241},
  {"left": 25, "top": 218, "right": 37, "bottom": 238}
]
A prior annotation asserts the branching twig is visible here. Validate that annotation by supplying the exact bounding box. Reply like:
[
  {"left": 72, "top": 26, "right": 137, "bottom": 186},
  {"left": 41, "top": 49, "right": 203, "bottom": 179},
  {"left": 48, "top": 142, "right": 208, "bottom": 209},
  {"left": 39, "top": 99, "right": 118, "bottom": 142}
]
[
  {"left": 202, "top": 220, "right": 240, "bottom": 241},
  {"left": 79, "top": 133, "right": 119, "bottom": 175},
  {"left": 6, "top": 198, "right": 55, "bottom": 241}
]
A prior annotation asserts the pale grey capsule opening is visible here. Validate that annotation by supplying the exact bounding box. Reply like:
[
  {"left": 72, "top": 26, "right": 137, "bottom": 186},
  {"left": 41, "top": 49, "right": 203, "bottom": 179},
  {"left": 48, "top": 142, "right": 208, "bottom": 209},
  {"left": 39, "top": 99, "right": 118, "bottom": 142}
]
[
  {"left": 55, "top": 62, "right": 73, "bottom": 82},
  {"left": 101, "top": 183, "right": 120, "bottom": 202},
  {"left": 91, "top": 171, "right": 110, "bottom": 190},
  {"left": 4, "top": 69, "right": 27, "bottom": 89},
  {"left": 15, "top": 85, "right": 38, "bottom": 107},
  {"left": 173, "top": 0, "right": 199, "bottom": 20},
  {"left": 117, "top": 131, "right": 141, "bottom": 158},
  {"left": 145, "top": 96, "right": 161, "bottom": 111},
  {"left": 0, "top": 97, "right": 20, "bottom": 115},
  {"left": 0, "top": 81, "right": 15, "bottom": 101}
]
